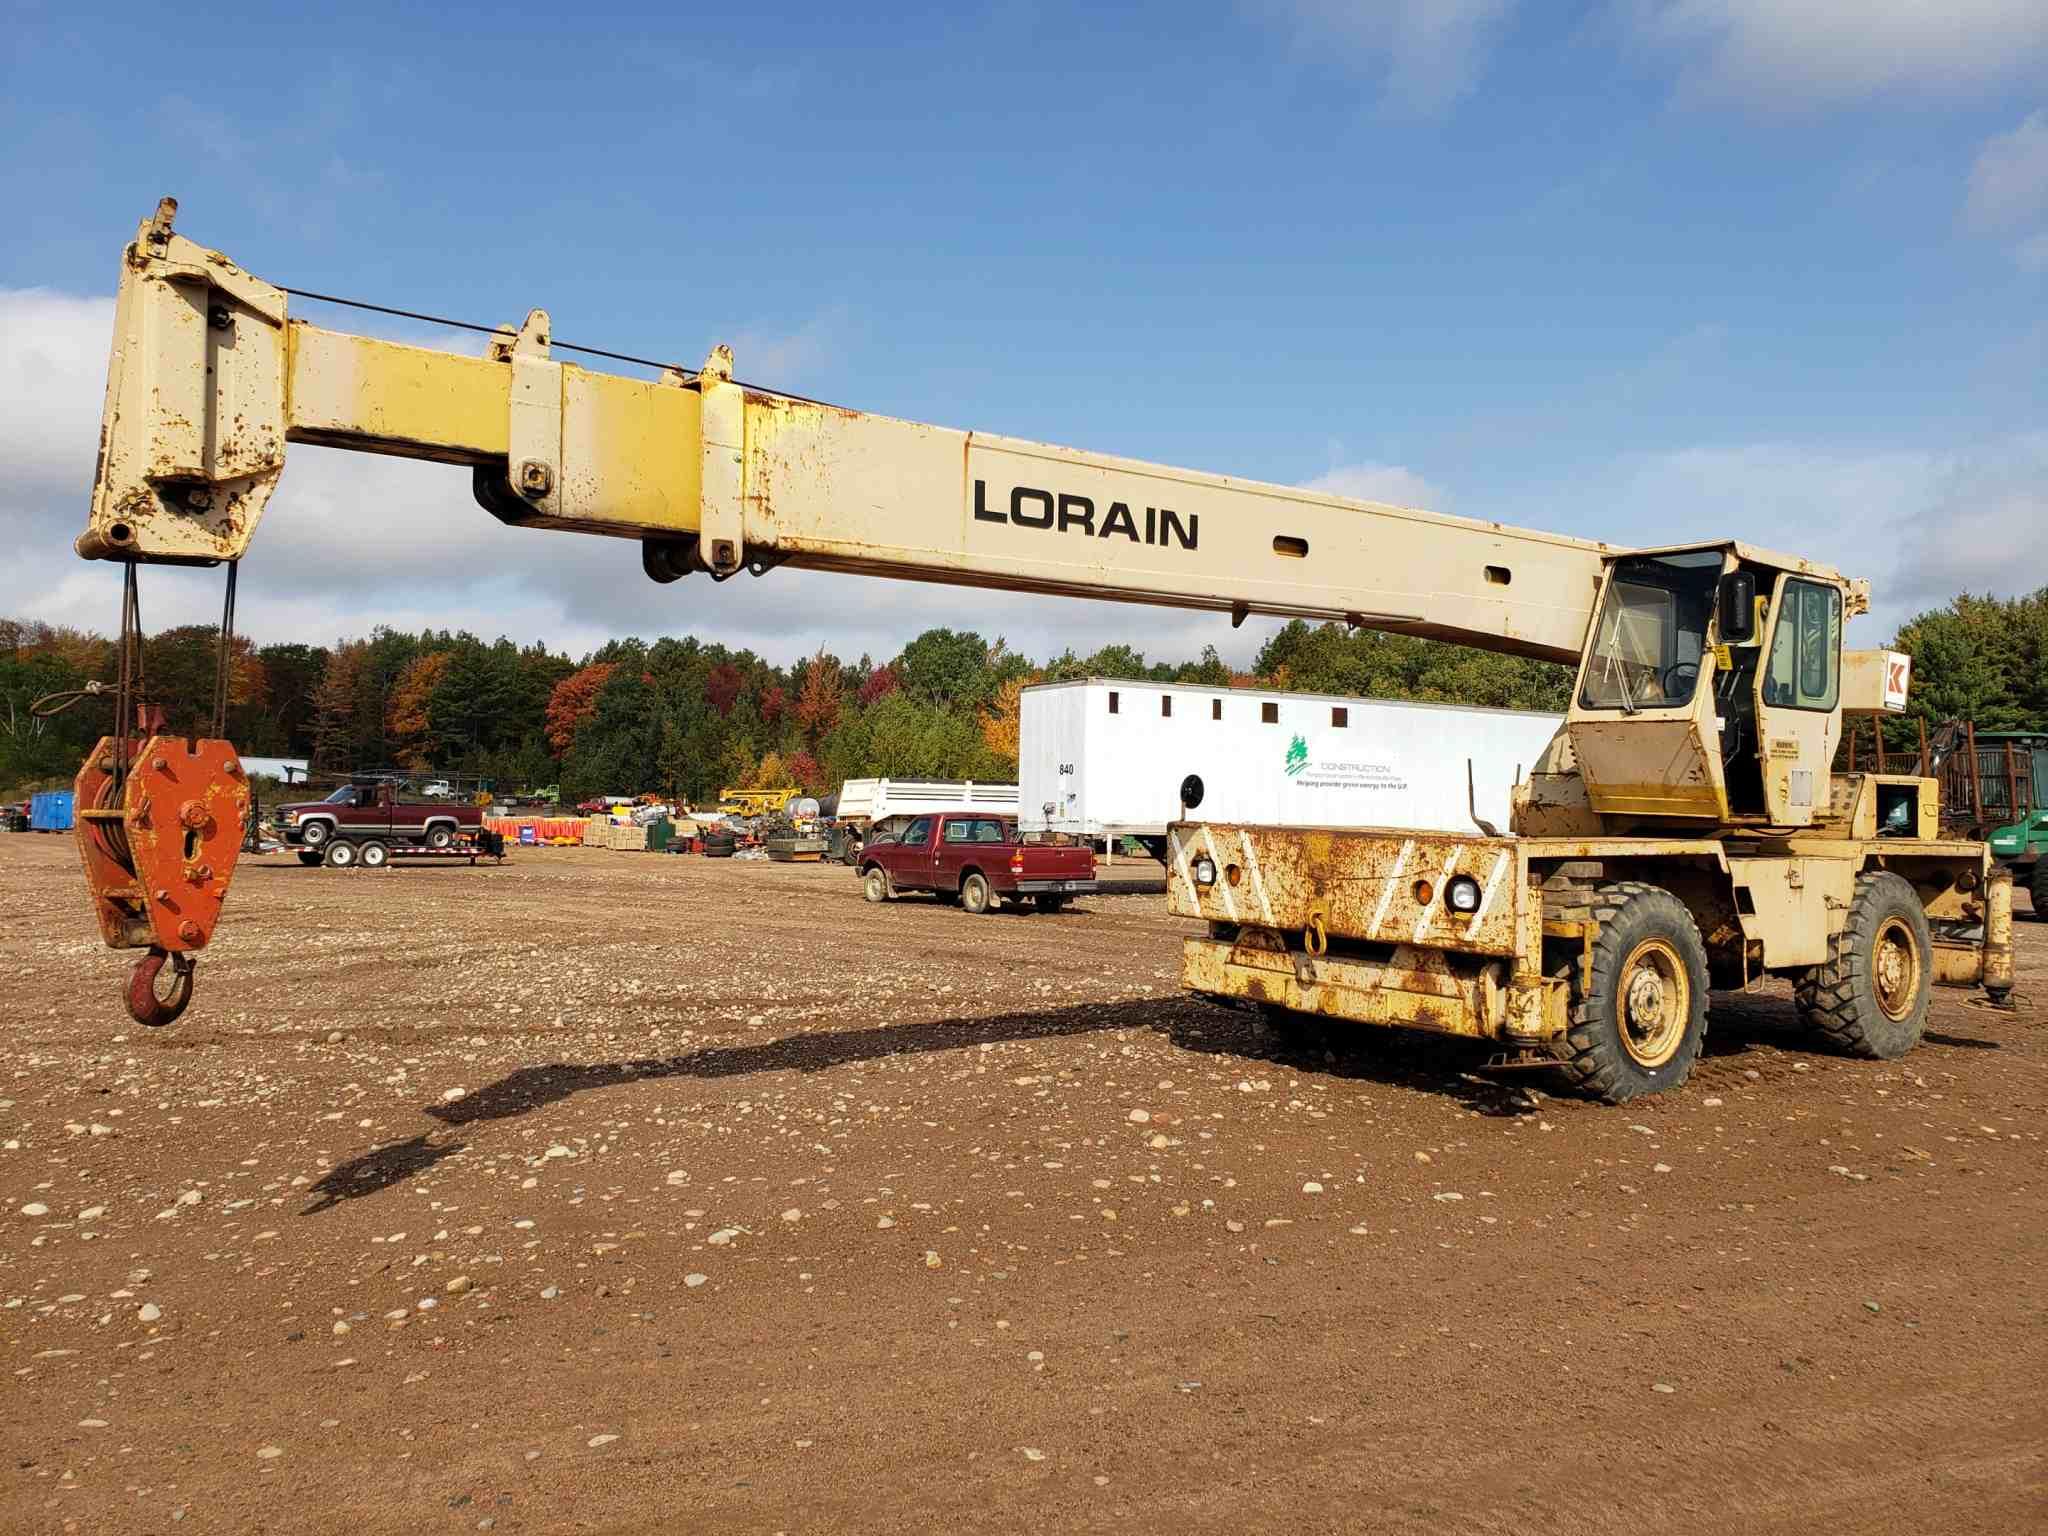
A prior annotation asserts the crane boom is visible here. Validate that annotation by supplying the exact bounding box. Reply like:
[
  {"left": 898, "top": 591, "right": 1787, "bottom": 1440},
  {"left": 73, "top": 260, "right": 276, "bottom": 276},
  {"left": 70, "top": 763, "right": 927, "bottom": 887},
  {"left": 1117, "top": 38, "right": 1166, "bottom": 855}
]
[{"left": 81, "top": 203, "right": 1613, "bottom": 664}]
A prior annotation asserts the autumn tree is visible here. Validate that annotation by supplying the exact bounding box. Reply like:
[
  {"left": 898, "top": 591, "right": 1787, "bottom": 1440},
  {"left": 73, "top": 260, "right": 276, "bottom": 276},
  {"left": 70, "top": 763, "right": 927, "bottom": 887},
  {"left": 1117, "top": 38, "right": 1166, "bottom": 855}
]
[
  {"left": 794, "top": 649, "right": 842, "bottom": 740},
  {"left": 858, "top": 662, "right": 900, "bottom": 706},
  {"left": 980, "top": 674, "right": 1034, "bottom": 767},
  {"left": 544, "top": 662, "right": 616, "bottom": 755},
  {"left": 385, "top": 650, "right": 451, "bottom": 769},
  {"left": 311, "top": 641, "right": 368, "bottom": 772}
]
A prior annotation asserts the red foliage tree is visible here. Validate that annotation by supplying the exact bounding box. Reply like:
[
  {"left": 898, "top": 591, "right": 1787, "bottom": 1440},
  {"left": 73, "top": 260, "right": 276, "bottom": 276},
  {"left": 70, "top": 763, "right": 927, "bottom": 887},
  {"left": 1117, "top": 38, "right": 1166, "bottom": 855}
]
[
  {"left": 705, "top": 663, "right": 743, "bottom": 717},
  {"left": 858, "top": 662, "right": 900, "bottom": 707},
  {"left": 760, "top": 682, "right": 787, "bottom": 725},
  {"left": 544, "top": 662, "right": 615, "bottom": 755},
  {"left": 784, "top": 748, "right": 822, "bottom": 793}
]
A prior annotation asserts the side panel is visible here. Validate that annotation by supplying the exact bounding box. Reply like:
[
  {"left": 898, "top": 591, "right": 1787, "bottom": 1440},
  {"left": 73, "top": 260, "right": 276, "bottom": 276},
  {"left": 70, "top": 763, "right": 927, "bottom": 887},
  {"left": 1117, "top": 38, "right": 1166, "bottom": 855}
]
[
  {"left": 1724, "top": 855, "right": 1857, "bottom": 967},
  {"left": 1167, "top": 823, "right": 1525, "bottom": 958}
]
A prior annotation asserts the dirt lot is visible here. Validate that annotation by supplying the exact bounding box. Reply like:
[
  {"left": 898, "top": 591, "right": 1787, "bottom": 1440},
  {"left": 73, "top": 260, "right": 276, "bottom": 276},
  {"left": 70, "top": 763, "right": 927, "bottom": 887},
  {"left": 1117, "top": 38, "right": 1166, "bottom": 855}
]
[{"left": 2, "top": 834, "right": 2043, "bottom": 1535}]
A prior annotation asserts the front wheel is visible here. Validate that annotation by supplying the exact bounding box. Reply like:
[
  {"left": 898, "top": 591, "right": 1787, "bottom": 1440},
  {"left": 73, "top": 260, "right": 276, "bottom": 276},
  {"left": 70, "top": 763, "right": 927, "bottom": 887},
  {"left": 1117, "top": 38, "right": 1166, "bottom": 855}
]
[
  {"left": 299, "top": 819, "right": 332, "bottom": 849},
  {"left": 1793, "top": 871, "right": 1931, "bottom": 1059},
  {"left": 1556, "top": 881, "right": 1709, "bottom": 1103},
  {"left": 296, "top": 849, "right": 322, "bottom": 866},
  {"left": 862, "top": 866, "right": 892, "bottom": 904},
  {"left": 961, "top": 871, "right": 994, "bottom": 915},
  {"left": 323, "top": 839, "right": 359, "bottom": 869}
]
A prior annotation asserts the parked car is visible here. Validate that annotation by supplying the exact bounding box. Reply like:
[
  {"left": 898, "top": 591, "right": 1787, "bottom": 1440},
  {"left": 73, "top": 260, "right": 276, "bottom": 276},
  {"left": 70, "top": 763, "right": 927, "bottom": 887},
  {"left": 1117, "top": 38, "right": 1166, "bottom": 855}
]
[
  {"left": 859, "top": 813, "right": 1096, "bottom": 914},
  {"left": 274, "top": 779, "right": 486, "bottom": 862},
  {"left": 421, "top": 780, "right": 455, "bottom": 800}
]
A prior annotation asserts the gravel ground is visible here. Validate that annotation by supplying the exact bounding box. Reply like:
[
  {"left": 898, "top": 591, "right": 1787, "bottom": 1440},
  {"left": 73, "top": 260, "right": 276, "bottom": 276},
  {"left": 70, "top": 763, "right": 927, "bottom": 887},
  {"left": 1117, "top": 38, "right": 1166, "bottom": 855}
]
[{"left": 2, "top": 834, "right": 2043, "bottom": 1534}]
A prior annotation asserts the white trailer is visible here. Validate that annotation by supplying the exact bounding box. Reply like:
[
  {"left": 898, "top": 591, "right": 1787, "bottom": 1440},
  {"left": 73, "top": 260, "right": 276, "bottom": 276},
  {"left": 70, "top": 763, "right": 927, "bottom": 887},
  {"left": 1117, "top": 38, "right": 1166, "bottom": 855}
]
[
  {"left": 831, "top": 779, "right": 1019, "bottom": 827},
  {"left": 1018, "top": 679, "right": 1561, "bottom": 844}
]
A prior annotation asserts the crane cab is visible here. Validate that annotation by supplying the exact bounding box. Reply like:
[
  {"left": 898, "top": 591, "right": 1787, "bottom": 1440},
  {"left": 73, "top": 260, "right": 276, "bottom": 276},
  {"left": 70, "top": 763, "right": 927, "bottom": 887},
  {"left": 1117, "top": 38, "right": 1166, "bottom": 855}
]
[{"left": 1562, "top": 540, "right": 1870, "bottom": 831}]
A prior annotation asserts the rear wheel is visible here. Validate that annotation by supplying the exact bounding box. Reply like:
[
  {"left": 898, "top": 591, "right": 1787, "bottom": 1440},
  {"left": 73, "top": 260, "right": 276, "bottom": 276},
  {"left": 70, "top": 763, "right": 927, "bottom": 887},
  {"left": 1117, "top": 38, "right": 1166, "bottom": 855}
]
[
  {"left": 358, "top": 839, "right": 390, "bottom": 869},
  {"left": 961, "top": 871, "right": 994, "bottom": 915},
  {"left": 2030, "top": 861, "right": 2048, "bottom": 921},
  {"left": 1794, "top": 871, "right": 1931, "bottom": 1059},
  {"left": 424, "top": 823, "right": 456, "bottom": 852},
  {"left": 323, "top": 839, "right": 358, "bottom": 869},
  {"left": 1033, "top": 894, "right": 1068, "bottom": 913},
  {"left": 862, "top": 865, "right": 892, "bottom": 903},
  {"left": 1556, "top": 881, "right": 1709, "bottom": 1104}
]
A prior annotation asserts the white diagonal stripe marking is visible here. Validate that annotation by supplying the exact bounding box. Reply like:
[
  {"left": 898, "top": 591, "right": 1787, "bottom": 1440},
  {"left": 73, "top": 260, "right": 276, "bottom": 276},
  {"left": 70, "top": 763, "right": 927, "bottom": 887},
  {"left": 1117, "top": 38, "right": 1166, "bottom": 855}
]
[
  {"left": 1198, "top": 826, "right": 1238, "bottom": 923},
  {"left": 1464, "top": 849, "right": 1511, "bottom": 939},
  {"left": 1368, "top": 839, "right": 1414, "bottom": 939},
  {"left": 1413, "top": 845, "right": 1462, "bottom": 944},
  {"left": 1239, "top": 829, "right": 1275, "bottom": 926}
]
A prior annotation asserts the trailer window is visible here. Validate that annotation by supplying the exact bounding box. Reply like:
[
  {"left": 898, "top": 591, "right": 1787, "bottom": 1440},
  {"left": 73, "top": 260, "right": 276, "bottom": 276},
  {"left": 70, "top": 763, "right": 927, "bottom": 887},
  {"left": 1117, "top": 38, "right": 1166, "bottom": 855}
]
[
  {"left": 1161, "top": 695, "right": 1172, "bottom": 718},
  {"left": 1211, "top": 699, "right": 1222, "bottom": 720},
  {"left": 1261, "top": 702, "right": 1278, "bottom": 724},
  {"left": 1763, "top": 578, "right": 1841, "bottom": 711},
  {"left": 1331, "top": 707, "right": 1348, "bottom": 728},
  {"left": 1108, "top": 691, "right": 1119, "bottom": 715}
]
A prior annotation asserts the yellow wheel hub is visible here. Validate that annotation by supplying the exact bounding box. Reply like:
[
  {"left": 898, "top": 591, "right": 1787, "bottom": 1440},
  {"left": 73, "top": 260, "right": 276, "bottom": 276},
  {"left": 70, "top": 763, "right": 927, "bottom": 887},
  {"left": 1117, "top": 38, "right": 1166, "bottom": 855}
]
[{"left": 1618, "top": 936, "right": 1689, "bottom": 1069}]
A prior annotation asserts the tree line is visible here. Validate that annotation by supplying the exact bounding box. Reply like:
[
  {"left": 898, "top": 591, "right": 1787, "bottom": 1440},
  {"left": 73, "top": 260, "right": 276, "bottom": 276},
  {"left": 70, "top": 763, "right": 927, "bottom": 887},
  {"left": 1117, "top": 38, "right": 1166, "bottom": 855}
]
[{"left": 6, "top": 589, "right": 2045, "bottom": 799}]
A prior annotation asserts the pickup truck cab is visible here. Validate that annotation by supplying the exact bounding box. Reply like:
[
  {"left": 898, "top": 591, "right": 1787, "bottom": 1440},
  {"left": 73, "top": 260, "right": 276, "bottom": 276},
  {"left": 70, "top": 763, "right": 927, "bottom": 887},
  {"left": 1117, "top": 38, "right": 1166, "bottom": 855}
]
[
  {"left": 860, "top": 813, "right": 1096, "bottom": 914},
  {"left": 276, "top": 779, "right": 484, "bottom": 859}
]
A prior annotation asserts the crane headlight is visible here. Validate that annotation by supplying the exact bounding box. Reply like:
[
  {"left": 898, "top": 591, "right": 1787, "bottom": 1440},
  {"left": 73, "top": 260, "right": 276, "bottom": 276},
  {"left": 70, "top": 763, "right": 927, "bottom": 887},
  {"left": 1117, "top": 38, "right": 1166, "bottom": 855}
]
[
  {"left": 1191, "top": 856, "right": 1218, "bottom": 887},
  {"left": 1446, "top": 875, "right": 1483, "bottom": 913}
]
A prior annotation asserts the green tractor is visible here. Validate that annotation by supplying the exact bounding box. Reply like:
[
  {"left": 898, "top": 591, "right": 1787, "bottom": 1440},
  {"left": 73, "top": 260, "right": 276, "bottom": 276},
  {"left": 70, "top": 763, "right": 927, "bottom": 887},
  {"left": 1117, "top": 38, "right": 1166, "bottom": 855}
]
[{"left": 1966, "top": 741, "right": 2048, "bottom": 921}]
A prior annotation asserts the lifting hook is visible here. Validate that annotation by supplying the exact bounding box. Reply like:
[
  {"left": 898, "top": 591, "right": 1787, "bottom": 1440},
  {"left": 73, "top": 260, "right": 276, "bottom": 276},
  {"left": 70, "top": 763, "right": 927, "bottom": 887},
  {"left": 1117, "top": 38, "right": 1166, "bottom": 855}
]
[{"left": 126, "top": 948, "right": 196, "bottom": 1028}]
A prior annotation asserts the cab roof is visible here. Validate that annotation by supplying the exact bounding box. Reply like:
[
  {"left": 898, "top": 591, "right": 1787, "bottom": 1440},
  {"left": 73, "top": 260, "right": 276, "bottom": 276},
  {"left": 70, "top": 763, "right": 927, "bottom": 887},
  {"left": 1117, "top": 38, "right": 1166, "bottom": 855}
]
[{"left": 1621, "top": 540, "right": 1868, "bottom": 616}]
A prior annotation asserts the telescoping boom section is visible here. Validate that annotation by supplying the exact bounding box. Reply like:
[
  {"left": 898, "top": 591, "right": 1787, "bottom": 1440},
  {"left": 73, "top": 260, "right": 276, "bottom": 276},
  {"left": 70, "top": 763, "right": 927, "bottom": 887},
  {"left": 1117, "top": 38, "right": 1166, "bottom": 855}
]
[
  {"left": 84, "top": 203, "right": 1609, "bottom": 662},
  {"left": 68, "top": 203, "right": 2013, "bottom": 1097}
]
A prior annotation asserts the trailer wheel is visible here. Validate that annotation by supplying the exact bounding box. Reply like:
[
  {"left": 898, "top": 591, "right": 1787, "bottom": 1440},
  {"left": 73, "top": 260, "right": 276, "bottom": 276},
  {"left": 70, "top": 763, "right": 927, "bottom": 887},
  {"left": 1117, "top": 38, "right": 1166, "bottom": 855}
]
[
  {"left": 1557, "top": 882, "right": 1709, "bottom": 1103},
  {"left": 424, "top": 823, "right": 456, "bottom": 851},
  {"left": 358, "top": 839, "right": 390, "bottom": 869},
  {"left": 1793, "top": 871, "right": 1931, "bottom": 1059},
  {"left": 2030, "top": 861, "right": 2048, "bottom": 921},
  {"left": 296, "top": 850, "right": 322, "bottom": 866},
  {"left": 323, "top": 839, "right": 358, "bottom": 869},
  {"left": 961, "top": 871, "right": 994, "bottom": 915},
  {"left": 299, "top": 819, "right": 331, "bottom": 849},
  {"left": 862, "top": 865, "right": 892, "bottom": 903}
]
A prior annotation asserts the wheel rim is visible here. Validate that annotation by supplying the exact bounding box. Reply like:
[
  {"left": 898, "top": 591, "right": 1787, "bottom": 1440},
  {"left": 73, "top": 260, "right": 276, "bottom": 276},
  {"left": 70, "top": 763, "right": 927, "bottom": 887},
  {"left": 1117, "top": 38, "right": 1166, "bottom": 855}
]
[
  {"left": 1872, "top": 916, "right": 1922, "bottom": 1022},
  {"left": 1618, "top": 936, "right": 1688, "bottom": 1069}
]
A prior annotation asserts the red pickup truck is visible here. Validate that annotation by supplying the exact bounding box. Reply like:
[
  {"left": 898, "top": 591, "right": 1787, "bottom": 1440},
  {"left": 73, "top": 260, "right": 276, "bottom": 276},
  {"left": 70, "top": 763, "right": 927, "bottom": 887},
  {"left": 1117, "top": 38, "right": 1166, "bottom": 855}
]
[
  {"left": 276, "top": 780, "right": 486, "bottom": 863},
  {"left": 859, "top": 813, "right": 1096, "bottom": 914}
]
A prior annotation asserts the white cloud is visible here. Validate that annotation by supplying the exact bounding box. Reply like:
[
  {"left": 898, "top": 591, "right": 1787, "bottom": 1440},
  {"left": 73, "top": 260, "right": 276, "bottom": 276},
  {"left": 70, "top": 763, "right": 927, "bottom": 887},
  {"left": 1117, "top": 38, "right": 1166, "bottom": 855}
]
[
  {"left": 1964, "top": 111, "right": 2048, "bottom": 270},
  {"left": 1966, "top": 112, "right": 2048, "bottom": 233},
  {"left": 1251, "top": 0, "right": 1518, "bottom": 116},
  {"left": 1577, "top": 435, "right": 2048, "bottom": 639},
  {"left": 1627, "top": 0, "right": 2048, "bottom": 105},
  {"left": 0, "top": 287, "right": 1279, "bottom": 672},
  {"left": 1302, "top": 461, "right": 1448, "bottom": 508}
]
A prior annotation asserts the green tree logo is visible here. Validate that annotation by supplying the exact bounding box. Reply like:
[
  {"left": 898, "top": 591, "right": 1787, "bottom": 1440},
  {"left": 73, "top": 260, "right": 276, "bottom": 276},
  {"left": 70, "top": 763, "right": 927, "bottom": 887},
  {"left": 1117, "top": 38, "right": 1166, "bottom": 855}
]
[{"left": 1284, "top": 733, "right": 1309, "bottom": 777}]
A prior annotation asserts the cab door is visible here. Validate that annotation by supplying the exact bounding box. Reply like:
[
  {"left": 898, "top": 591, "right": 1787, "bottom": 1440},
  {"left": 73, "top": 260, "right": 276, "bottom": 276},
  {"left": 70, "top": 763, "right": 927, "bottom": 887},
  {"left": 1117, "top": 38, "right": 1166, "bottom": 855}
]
[
  {"left": 1753, "top": 574, "right": 1842, "bottom": 827},
  {"left": 887, "top": 816, "right": 935, "bottom": 890}
]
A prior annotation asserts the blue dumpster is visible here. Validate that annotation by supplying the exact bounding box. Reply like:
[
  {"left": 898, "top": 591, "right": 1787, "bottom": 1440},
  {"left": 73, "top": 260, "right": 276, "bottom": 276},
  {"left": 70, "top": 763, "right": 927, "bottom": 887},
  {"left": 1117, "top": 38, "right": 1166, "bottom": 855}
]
[{"left": 30, "top": 789, "right": 75, "bottom": 832}]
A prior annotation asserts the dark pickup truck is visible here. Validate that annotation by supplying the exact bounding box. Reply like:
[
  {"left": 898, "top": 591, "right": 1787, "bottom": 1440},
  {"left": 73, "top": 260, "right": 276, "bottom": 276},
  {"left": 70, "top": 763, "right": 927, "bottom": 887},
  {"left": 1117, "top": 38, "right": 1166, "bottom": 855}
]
[
  {"left": 276, "top": 780, "right": 486, "bottom": 863},
  {"left": 859, "top": 813, "right": 1096, "bottom": 914}
]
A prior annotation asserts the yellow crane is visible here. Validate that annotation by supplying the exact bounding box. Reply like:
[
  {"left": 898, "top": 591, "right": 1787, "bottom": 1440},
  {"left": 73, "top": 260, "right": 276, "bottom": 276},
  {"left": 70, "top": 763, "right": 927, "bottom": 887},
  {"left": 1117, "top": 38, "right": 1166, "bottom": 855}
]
[{"left": 69, "top": 200, "right": 2012, "bottom": 1098}]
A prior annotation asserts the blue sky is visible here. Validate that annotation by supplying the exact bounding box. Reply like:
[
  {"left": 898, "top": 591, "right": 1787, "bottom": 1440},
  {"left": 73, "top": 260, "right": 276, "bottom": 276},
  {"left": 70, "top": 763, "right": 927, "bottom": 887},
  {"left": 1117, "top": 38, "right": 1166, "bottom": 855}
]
[{"left": 4, "top": 1, "right": 2044, "bottom": 666}]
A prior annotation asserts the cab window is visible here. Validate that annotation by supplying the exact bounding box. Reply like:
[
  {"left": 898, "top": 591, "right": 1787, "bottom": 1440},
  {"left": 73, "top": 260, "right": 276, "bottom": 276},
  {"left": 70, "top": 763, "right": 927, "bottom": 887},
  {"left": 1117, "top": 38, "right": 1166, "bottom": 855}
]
[
  {"left": 1762, "top": 579, "right": 1841, "bottom": 711},
  {"left": 1578, "top": 551, "right": 1719, "bottom": 711},
  {"left": 901, "top": 816, "right": 933, "bottom": 846}
]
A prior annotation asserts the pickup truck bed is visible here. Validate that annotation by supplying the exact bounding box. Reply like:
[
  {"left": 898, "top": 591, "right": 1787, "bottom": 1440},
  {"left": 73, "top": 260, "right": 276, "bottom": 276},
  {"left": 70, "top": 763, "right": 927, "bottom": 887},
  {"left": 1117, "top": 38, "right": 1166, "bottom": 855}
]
[{"left": 859, "top": 813, "right": 1095, "bottom": 914}]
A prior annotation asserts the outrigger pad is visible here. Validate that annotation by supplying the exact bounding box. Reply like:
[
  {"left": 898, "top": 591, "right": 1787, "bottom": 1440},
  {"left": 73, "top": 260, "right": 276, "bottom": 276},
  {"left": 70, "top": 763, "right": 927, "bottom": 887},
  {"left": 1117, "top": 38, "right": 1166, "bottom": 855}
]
[{"left": 74, "top": 735, "right": 252, "bottom": 955}]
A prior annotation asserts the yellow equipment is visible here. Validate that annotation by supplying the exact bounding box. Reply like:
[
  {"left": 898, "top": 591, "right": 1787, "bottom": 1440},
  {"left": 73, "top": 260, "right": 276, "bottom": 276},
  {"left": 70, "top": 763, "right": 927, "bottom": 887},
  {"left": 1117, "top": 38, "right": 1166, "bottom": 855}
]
[
  {"left": 68, "top": 199, "right": 2012, "bottom": 1095},
  {"left": 718, "top": 787, "right": 801, "bottom": 816}
]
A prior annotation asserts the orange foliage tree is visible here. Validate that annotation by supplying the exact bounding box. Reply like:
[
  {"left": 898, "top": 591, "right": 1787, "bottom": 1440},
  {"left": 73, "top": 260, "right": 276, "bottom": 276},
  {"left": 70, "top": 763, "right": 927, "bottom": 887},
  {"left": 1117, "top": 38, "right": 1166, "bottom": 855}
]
[
  {"left": 794, "top": 649, "right": 841, "bottom": 740},
  {"left": 385, "top": 651, "right": 451, "bottom": 769},
  {"left": 543, "top": 661, "right": 615, "bottom": 755}
]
